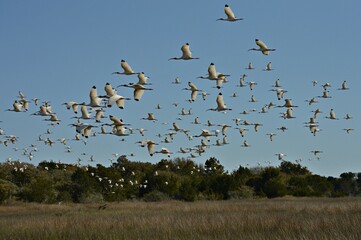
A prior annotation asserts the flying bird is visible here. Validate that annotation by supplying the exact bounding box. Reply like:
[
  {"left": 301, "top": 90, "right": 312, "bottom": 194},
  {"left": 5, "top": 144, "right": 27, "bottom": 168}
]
[
  {"left": 112, "top": 59, "right": 139, "bottom": 75},
  {"left": 169, "top": 43, "right": 199, "bottom": 60},
  {"left": 207, "top": 93, "right": 232, "bottom": 112},
  {"left": 249, "top": 39, "right": 276, "bottom": 55},
  {"left": 217, "top": 4, "right": 243, "bottom": 22}
]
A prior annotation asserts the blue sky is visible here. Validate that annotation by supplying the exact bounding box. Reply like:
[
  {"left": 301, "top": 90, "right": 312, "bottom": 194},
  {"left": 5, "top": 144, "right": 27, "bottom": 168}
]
[{"left": 0, "top": 0, "right": 360, "bottom": 177}]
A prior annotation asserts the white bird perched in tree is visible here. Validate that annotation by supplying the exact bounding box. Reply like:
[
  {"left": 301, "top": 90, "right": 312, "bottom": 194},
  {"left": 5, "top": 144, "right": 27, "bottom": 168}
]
[
  {"left": 217, "top": 4, "right": 243, "bottom": 22},
  {"left": 112, "top": 59, "right": 139, "bottom": 75},
  {"left": 169, "top": 43, "right": 199, "bottom": 60},
  {"left": 183, "top": 82, "right": 201, "bottom": 102},
  {"left": 117, "top": 83, "right": 153, "bottom": 101},
  {"left": 325, "top": 109, "right": 338, "bottom": 120},
  {"left": 337, "top": 80, "right": 349, "bottom": 90},
  {"left": 312, "top": 80, "right": 318, "bottom": 86},
  {"left": 198, "top": 63, "right": 230, "bottom": 89},
  {"left": 249, "top": 39, "right": 276, "bottom": 55},
  {"left": 207, "top": 93, "right": 232, "bottom": 112}
]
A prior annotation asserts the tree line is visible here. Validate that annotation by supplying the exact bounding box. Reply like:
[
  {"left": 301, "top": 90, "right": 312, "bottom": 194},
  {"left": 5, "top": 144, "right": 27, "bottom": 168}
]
[{"left": 1, "top": 156, "right": 360, "bottom": 203}]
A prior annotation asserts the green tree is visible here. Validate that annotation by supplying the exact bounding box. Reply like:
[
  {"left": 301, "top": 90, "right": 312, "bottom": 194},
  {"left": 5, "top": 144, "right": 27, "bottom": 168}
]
[
  {"left": 0, "top": 179, "right": 18, "bottom": 203},
  {"left": 17, "top": 172, "right": 57, "bottom": 203}
]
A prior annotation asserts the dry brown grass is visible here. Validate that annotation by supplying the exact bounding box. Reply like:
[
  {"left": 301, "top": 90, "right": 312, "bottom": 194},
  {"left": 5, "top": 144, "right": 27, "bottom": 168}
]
[{"left": 1, "top": 198, "right": 361, "bottom": 240}]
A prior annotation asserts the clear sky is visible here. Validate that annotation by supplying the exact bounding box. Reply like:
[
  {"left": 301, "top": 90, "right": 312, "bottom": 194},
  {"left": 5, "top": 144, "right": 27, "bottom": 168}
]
[{"left": 0, "top": 0, "right": 360, "bottom": 177}]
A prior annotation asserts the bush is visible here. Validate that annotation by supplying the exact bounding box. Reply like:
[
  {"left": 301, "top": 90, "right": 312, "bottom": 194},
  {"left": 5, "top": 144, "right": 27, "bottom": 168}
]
[
  {"left": 0, "top": 180, "right": 18, "bottom": 203},
  {"left": 143, "top": 190, "right": 170, "bottom": 202},
  {"left": 18, "top": 175, "right": 57, "bottom": 203},
  {"left": 263, "top": 178, "right": 287, "bottom": 198},
  {"left": 79, "top": 192, "right": 104, "bottom": 204},
  {"left": 178, "top": 179, "right": 197, "bottom": 202},
  {"left": 228, "top": 186, "right": 255, "bottom": 199}
]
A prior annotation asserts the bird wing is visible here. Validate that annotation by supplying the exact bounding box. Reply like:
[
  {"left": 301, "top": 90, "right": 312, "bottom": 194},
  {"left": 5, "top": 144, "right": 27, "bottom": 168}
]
[
  {"left": 208, "top": 64, "right": 217, "bottom": 79},
  {"left": 134, "top": 89, "right": 145, "bottom": 101},
  {"left": 216, "top": 94, "right": 226, "bottom": 110},
  {"left": 190, "top": 90, "right": 198, "bottom": 101},
  {"left": 181, "top": 43, "right": 192, "bottom": 59},
  {"left": 121, "top": 60, "right": 134, "bottom": 74},
  {"left": 225, "top": 5, "right": 236, "bottom": 19}
]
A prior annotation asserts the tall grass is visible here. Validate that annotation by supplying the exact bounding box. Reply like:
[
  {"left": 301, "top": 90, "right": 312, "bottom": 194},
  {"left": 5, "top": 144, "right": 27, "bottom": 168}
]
[{"left": 1, "top": 198, "right": 361, "bottom": 240}]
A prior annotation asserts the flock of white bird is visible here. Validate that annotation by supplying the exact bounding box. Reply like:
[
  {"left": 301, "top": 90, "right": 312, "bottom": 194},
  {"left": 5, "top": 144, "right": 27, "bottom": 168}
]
[{"left": 0, "top": 4, "right": 355, "bottom": 172}]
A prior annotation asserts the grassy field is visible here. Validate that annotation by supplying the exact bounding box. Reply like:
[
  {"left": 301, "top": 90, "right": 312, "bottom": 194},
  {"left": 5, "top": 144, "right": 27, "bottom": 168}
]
[{"left": 0, "top": 198, "right": 361, "bottom": 240}]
